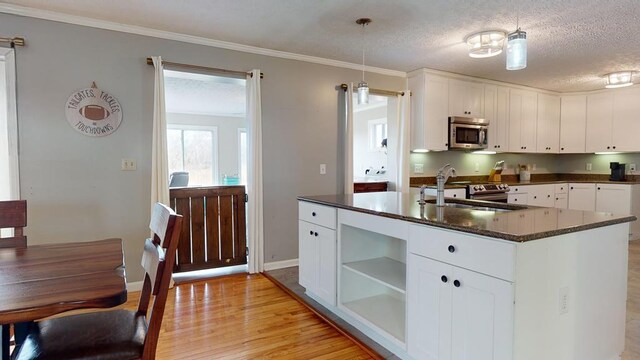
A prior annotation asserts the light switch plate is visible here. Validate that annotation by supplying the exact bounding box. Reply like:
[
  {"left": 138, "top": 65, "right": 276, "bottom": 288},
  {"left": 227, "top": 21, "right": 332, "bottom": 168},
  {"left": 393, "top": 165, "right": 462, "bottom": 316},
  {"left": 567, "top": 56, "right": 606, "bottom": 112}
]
[
  {"left": 320, "top": 164, "right": 326, "bottom": 175},
  {"left": 414, "top": 164, "right": 424, "bottom": 174},
  {"left": 630, "top": 164, "right": 637, "bottom": 172},
  {"left": 121, "top": 159, "right": 136, "bottom": 171},
  {"left": 586, "top": 163, "right": 592, "bottom": 171}
]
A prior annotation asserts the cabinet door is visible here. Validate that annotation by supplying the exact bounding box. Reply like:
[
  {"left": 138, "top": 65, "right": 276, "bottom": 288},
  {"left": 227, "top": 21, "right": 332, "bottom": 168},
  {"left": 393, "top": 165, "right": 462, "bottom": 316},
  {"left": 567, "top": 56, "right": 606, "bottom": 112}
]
[
  {"left": 410, "top": 73, "right": 449, "bottom": 151},
  {"left": 612, "top": 87, "right": 640, "bottom": 152},
  {"left": 596, "top": 184, "right": 632, "bottom": 215},
  {"left": 555, "top": 193, "right": 568, "bottom": 209},
  {"left": 449, "top": 80, "right": 484, "bottom": 117},
  {"left": 536, "top": 94, "right": 560, "bottom": 153},
  {"left": 568, "top": 183, "right": 596, "bottom": 211},
  {"left": 527, "top": 184, "right": 555, "bottom": 207},
  {"left": 316, "top": 225, "right": 337, "bottom": 305},
  {"left": 445, "top": 188, "right": 466, "bottom": 199},
  {"left": 298, "top": 220, "right": 318, "bottom": 290},
  {"left": 486, "top": 85, "right": 509, "bottom": 152},
  {"left": 559, "top": 95, "right": 587, "bottom": 153},
  {"left": 450, "top": 266, "right": 514, "bottom": 360},
  {"left": 586, "top": 92, "right": 614, "bottom": 152},
  {"left": 408, "top": 254, "right": 453, "bottom": 360},
  {"left": 509, "top": 89, "right": 537, "bottom": 152}
]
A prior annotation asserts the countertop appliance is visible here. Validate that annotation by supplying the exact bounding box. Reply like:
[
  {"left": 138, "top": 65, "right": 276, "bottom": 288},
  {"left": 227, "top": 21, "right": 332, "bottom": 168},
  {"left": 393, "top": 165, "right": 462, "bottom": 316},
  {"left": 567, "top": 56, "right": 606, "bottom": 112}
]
[
  {"left": 467, "top": 183, "right": 510, "bottom": 203},
  {"left": 610, "top": 162, "right": 626, "bottom": 181},
  {"left": 448, "top": 116, "right": 489, "bottom": 150}
]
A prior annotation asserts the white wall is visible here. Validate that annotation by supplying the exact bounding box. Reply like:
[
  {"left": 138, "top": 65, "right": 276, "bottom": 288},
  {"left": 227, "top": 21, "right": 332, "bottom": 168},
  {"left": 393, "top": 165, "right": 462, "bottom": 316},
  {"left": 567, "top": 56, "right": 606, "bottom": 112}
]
[
  {"left": 167, "top": 113, "right": 245, "bottom": 183},
  {"left": 353, "top": 105, "right": 387, "bottom": 178},
  {"left": 1, "top": 13, "right": 405, "bottom": 280}
]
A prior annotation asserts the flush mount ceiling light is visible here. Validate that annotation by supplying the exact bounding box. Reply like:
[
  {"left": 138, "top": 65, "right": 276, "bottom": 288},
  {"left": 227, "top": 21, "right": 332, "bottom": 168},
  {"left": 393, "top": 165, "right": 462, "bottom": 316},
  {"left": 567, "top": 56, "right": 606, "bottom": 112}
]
[
  {"left": 604, "top": 71, "right": 636, "bottom": 89},
  {"left": 506, "top": 1, "right": 527, "bottom": 70},
  {"left": 356, "top": 17, "right": 371, "bottom": 105},
  {"left": 465, "top": 31, "right": 505, "bottom": 58}
]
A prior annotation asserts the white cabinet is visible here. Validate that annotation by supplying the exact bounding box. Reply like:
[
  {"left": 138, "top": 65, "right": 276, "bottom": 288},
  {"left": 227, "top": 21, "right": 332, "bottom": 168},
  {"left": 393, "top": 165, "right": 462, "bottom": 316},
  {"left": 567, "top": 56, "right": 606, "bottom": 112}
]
[
  {"left": 409, "top": 72, "right": 449, "bottom": 151},
  {"left": 526, "top": 184, "right": 555, "bottom": 207},
  {"left": 586, "top": 92, "right": 614, "bottom": 153},
  {"left": 536, "top": 94, "right": 561, "bottom": 153},
  {"left": 559, "top": 95, "right": 587, "bottom": 153},
  {"left": 596, "top": 184, "right": 631, "bottom": 215},
  {"left": 449, "top": 79, "right": 484, "bottom": 117},
  {"left": 611, "top": 87, "right": 640, "bottom": 152},
  {"left": 422, "top": 187, "right": 466, "bottom": 199},
  {"left": 508, "top": 89, "right": 538, "bottom": 152},
  {"left": 485, "top": 85, "right": 509, "bottom": 152},
  {"left": 555, "top": 183, "right": 569, "bottom": 209},
  {"left": 298, "top": 202, "right": 337, "bottom": 306},
  {"left": 568, "top": 183, "right": 596, "bottom": 211}
]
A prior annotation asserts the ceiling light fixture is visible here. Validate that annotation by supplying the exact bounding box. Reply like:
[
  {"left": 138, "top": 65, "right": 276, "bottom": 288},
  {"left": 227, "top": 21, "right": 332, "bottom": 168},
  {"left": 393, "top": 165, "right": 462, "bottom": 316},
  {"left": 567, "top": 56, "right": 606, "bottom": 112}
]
[
  {"left": 506, "top": 2, "right": 527, "bottom": 70},
  {"left": 604, "top": 71, "right": 635, "bottom": 89},
  {"left": 356, "top": 18, "right": 371, "bottom": 105},
  {"left": 465, "top": 31, "right": 505, "bottom": 58}
]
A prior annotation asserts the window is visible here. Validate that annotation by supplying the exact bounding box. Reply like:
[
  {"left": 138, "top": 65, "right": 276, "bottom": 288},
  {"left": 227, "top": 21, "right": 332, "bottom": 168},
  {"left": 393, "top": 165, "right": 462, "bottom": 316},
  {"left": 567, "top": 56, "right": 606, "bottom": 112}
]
[
  {"left": 167, "top": 125, "right": 219, "bottom": 186},
  {"left": 368, "top": 118, "right": 388, "bottom": 151}
]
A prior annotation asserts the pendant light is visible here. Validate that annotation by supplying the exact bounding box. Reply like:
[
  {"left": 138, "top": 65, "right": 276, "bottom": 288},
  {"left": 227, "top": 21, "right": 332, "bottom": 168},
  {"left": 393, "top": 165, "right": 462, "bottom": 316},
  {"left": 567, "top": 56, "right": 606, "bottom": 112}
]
[
  {"left": 356, "top": 18, "right": 371, "bottom": 104},
  {"left": 506, "top": 2, "right": 527, "bottom": 70},
  {"left": 604, "top": 71, "right": 635, "bottom": 89}
]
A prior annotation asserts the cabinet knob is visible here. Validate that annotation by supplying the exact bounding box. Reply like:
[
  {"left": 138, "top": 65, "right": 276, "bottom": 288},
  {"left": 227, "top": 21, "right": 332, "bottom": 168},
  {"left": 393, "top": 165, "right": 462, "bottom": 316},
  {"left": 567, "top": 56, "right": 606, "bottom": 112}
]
[
  {"left": 598, "top": 187, "right": 601, "bottom": 190},
  {"left": 547, "top": 195, "right": 551, "bottom": 198},
  {"left": 454, "top": 280, "right": 461, "bottom": 288},
  {"left": 613, "top": 146, "right": 616, "bottom": 149},
  {"left": 514, "top": 198, "right": 518, "bottom": 202},
  {"left": 561, "top": 147, "right": 565, "bottom": 151},
  {"left": 556, "top": 197, "right": 559, "bottom": 200},
  {"left": 453, "top": 194, "right": 457, "bottom": 198},
  {"left": 314, "top": 232, "right": 318, "bottom": 237},
  {"left": 441, "top": 275, "right": 448, "bottom": 283},
  {"left": 570, "top": 187, "right": 574, "bottom": 190},
  {"left": 312, "top": 212, "right": 316, "bottom": 217},
  {"left": 498, "top": 145, "right": 501, "bottom": 148},
  {"left": 309, "top": 230, "right": 313, "bottom": 235},
  {"left": 534, "top": 196, "right": 537, "bottom": 199},
  {"left": 448, "top": 245, "right": 456, "bottom": 253},
  {"left": 607, "top": 146, "right": 610, "bottom": 149}
]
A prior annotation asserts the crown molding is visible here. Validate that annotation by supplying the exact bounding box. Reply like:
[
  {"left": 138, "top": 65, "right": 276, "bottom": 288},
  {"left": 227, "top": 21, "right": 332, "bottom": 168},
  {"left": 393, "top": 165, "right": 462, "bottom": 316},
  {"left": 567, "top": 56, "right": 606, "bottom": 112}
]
[{"left": 0, "top": 3, "right": 406, "bottom": 78}]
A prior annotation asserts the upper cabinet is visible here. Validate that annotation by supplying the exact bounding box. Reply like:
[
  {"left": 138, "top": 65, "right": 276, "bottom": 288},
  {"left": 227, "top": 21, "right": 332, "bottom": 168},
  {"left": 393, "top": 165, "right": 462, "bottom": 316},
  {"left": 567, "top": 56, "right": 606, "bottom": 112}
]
[
  {"left": 409, "top": 72, "right": 449, "bottom": 151},
  {"left": 585, "top": 92, "right": 614, "bottom": 152},
  {"left": 559, "top": 95, "right": 587, "bottom": 153},
  {"left": 485, "top": 85, "right": 509, "bottom": 152},
  {"left": 536, "top": 94, "right": 561, "bottom": 153},
  {"left": 611, "top": 87, "right": 640, "bottom": 152},
  {"left": 449, "top": 79, "right": 484, "bottom": 118},
  {"left": 508, "top": 89, "right": 537, "bottom": 153}
]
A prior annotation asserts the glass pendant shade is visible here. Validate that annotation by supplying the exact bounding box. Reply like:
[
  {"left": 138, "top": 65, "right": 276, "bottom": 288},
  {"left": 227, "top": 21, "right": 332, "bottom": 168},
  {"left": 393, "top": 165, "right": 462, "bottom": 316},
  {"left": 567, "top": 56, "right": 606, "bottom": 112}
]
[
  {"left": 605, "top": 71, "right": 634, "bottom": 89},
  {"left": 357, "top": 81, "right": 369, "bottom": 104},
  {"left": 506, "top": 29, "right": 527, "bottom": 70},
  {"left": 466, "top": 31, "right": 505, "bottom": 58}
]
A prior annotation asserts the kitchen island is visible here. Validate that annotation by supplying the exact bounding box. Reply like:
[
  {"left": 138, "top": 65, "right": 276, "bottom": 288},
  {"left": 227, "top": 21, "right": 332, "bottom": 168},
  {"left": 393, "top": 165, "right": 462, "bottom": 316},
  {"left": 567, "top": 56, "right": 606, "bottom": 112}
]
[{"left": 298, "top": 192, "right": 635, "bottom": 360}]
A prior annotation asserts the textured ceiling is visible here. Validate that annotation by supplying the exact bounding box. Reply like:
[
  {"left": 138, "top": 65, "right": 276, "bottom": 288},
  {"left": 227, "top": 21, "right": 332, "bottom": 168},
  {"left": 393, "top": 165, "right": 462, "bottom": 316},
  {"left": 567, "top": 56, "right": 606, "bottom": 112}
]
[
  {"left": 4, "top": 0, "right": 640, "bottom": 92},
  {"left": 164, "top": 70, "right": 246, "bottom": 116}
]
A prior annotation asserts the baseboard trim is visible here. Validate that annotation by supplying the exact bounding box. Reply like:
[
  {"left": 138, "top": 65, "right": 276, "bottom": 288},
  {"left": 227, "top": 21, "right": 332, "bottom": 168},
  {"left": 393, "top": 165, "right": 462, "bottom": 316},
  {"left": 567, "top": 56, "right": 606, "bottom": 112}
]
[
  {"left": 264, "top": 258, "right": 298, "bottom": 271},
  {"left": 126, "top": 281, "right": 143, "bottom": 292}
]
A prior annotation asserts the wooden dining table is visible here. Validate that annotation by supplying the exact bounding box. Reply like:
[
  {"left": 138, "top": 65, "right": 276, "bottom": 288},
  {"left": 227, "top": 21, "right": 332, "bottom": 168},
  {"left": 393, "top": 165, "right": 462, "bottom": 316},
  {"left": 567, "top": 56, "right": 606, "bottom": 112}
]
[{"left": 0, "top": 238, "right": 127, "bottom": 359}]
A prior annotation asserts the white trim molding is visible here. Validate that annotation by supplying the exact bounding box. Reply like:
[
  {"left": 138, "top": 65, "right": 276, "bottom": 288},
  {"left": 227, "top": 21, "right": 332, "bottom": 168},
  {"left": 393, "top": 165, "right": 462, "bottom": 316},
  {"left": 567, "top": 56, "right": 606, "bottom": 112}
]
[
  {"left": 264, "top": 258, "right": 299, "bottom": 271},
  {"left": 126, "top": 280, "right": 144, "bottom": 292},
  {"left": 0, "top": 3, "right": 406, "bottom": 78}
]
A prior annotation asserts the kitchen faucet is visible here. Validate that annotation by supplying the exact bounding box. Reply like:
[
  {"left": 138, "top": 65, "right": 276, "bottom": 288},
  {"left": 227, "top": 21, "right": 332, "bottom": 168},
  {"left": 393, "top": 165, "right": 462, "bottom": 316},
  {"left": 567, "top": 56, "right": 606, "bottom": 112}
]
[{"left": 436, "top": 164, "right": 457, "bottom": 206}]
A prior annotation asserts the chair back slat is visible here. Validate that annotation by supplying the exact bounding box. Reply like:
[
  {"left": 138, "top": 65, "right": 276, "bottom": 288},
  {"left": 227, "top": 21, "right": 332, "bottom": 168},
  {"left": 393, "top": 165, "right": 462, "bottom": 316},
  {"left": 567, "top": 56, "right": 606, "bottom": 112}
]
[
  {"left": 138, "top": 203, "right": 182, "bottom": 360},
  {"left": 0, "top": 200, "right": 27, "bottom": 248}
]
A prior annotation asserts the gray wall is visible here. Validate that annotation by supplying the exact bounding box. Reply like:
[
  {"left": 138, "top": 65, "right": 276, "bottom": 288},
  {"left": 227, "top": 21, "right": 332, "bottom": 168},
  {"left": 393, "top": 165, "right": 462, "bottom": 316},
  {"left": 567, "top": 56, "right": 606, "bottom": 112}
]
[{"left": 1, "top": 13, "right": 405, "bottom": 281}]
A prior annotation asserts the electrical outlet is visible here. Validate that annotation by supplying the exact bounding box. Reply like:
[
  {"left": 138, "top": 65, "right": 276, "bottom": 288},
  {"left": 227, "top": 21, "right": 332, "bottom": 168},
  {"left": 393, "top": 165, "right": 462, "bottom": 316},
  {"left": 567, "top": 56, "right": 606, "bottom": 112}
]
[
  {"left": 320, "top": 164, "right": 326, "bottom": 175},
  {"left": 532, "top": 164, "right": 537, "bottom": 171},
  {"left": 559, "top": 286, "right": 569, "bottom": 315},
  {"left": 121, "top": 159, "right": 136, "bottom": 171},
  {"left": 474, "top": 162, "right": 480, "bottom": 172},
  {"left": 630, "top": 164, "right": 637, "bottom": 173},
  {"left": 414, "top": 163, "right": 424, "bottom": 174},
  {"left": 586, "top": 163, "right": 593, "bottom": 171}
]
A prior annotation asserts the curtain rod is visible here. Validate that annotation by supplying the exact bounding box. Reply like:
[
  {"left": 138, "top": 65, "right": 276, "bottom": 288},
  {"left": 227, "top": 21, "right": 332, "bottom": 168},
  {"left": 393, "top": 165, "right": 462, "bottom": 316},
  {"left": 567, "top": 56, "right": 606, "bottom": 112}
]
[
  {"left": 146, "top": 58, "right": 264, "bottom": 79},
  {"left": 340, "top": 83, "right": 405, "bottom": 96},
  {"left": 0, "top": 37, "right": 25, "bottom": 47}
]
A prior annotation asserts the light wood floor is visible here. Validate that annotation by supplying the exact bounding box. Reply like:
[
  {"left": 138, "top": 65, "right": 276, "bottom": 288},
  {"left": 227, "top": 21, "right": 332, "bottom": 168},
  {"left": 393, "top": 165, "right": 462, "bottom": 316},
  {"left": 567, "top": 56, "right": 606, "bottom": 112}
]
[
  {"left": 116, "top": 241, "right": 640, "bottom": 359},
  {"left": 120, "top": 273, "right": 373, "bottom": 359}
]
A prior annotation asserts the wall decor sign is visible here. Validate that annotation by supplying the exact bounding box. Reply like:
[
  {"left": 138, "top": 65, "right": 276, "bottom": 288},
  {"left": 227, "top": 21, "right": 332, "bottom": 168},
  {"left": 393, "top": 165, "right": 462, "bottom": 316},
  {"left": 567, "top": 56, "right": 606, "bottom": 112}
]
[{"left": 65, "top": 82, "right": 122, "bottom": 137}]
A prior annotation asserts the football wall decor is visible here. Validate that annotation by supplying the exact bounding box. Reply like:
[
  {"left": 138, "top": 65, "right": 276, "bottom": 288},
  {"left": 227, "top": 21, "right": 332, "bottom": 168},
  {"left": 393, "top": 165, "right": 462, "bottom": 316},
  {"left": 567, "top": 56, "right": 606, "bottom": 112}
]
[{"left": 65, "top": 83, "right": 122, "bottom": 137}]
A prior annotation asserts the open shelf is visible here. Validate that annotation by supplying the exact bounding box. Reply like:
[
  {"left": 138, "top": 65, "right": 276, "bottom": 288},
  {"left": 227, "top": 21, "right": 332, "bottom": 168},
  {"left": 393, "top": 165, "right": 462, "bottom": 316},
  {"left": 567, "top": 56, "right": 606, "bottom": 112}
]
[
  {"left": 343, "top": 293, "right": 405, "bottom": 343},
  {"left": 343, "top": 257, "right": 406, "bottom": 293}
]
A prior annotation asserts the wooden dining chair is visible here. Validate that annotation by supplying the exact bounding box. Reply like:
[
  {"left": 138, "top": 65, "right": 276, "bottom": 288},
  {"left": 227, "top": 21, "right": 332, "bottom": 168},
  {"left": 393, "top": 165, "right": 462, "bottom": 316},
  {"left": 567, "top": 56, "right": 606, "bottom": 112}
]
[
  {"left": 11, "top": 203, "right": 183, "bottom": 360},
  {"left": 0, "top": 200, "right": 27, "bottom": 249}
]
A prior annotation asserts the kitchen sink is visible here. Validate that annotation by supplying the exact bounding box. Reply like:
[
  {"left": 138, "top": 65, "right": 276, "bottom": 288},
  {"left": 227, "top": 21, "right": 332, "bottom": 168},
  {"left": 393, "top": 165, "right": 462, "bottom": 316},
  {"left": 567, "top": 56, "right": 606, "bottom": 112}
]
[{"left": 421, "top": 198, "right": 518, "bottom": 212}]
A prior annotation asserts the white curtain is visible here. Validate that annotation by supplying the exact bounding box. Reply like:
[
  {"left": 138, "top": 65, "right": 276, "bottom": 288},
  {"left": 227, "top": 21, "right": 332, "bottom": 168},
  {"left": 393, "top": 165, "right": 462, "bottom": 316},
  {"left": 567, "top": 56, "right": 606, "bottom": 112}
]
[
  {"left": 247, "top": 69, "right": 264, "bottom": 274},
  {"left": 344, "top": 83, "right": 354, "bottom": 194},
  {"left": 150, "top": 56, "right": 170, "bottom": 208},
  {"left": 395, "top": 91, "right": 411, "bottom": 192}
]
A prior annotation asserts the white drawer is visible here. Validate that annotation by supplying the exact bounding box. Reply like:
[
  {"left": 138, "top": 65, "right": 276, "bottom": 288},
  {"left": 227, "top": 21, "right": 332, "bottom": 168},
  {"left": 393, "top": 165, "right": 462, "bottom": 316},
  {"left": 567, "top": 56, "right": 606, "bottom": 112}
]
[
  {"left": 555, "top": 183, "right": 568, "bottom": 194},
  {"left": 299, "top": 201, "right": 336, "bottom": 229},
  {"left": 508, "top": 193, "right": 527, "bottom": 205},
  {"left": 408, "top": 224, "right": 516, "bottom": 281},
  {"left": 509, "top": 185, "right": 528, "bottom": 194}
]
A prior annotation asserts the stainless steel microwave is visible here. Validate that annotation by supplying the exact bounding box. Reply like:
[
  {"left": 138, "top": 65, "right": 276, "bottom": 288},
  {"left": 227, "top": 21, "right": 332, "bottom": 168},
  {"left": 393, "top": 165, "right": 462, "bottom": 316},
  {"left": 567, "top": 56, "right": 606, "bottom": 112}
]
[{"left": 448, "top": 116, "right": 489, "bottom": 150}]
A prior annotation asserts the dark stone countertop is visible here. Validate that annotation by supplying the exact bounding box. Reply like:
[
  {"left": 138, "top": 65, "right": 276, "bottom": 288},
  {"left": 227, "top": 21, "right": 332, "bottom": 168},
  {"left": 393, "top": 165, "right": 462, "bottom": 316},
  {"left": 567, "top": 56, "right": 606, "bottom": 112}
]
[{"left": 298, "top": 192, "right": 636, "bottom": 243}]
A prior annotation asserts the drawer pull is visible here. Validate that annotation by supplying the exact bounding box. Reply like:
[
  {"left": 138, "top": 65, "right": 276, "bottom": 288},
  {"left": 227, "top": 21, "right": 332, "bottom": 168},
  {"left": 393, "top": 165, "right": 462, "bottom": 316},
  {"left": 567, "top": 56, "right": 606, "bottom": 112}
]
[
  {"left": 454, "top": 280, "right": 461, "bottom": 287},
  {"left": 312, "top": 212, "right": 316, "bottom": 217},
  {"left": 448, "top": 245, "right": 456, "bottom": 253},
  {"left": 314, "top": 232, "right": 318, "bottom": 237},
  {"left": 309, "top": 230, "right": 313, "bottom": 235},
  {"left": 441, "top": 275, "right": 448, "bottom": 283}
]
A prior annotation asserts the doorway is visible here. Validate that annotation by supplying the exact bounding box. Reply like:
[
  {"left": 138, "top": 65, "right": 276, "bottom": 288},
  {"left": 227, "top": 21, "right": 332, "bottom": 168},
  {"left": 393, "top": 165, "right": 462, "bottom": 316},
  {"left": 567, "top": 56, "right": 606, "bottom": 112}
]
[{"left": 163, "top": 69, "right": 248, "bottom": 274}]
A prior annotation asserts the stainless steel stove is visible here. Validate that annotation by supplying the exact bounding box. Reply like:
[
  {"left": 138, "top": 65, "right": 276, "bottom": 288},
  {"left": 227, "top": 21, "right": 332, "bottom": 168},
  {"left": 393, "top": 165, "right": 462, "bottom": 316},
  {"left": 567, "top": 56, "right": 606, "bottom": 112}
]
[{"left": 467, "top": 183, "right": 510, "bottom": 203}]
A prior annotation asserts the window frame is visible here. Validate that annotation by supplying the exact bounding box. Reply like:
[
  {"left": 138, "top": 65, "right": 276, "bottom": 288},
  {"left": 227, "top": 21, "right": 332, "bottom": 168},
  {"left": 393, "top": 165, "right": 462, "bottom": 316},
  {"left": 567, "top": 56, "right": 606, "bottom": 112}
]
[
  {"left": 166, "top": 124, "right": 219, "bottom": 186},
  {"left": 368, "top": 118, "right": 388, "bottom": 152}
]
